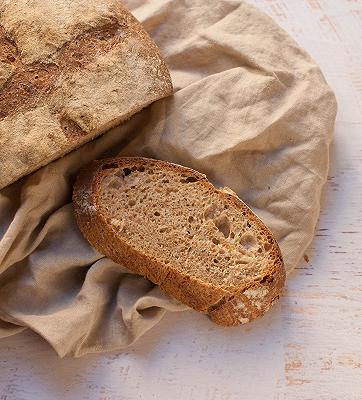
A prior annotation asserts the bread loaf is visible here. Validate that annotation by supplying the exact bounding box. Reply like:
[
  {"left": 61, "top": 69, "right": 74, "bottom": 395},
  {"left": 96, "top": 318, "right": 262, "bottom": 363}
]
[
  {"left": 0, "top": 1, "right": 172, "bottom": 189},
  {"left": 73, "top": 157, "right": 285, "bottom": 326}
]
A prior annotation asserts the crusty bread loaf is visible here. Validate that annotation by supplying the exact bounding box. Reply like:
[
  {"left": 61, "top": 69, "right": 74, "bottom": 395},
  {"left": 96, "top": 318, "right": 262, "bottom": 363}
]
[
  {"left": 73, "top": 157, "right": 285, "bottom": 326},
  {"left": 0, "top": 1, "right": 172, "bottom": 190}
]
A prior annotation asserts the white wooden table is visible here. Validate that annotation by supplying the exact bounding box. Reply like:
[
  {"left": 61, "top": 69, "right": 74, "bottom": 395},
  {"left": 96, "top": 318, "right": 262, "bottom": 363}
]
[{"left": 1, "top": 1, "right": 361, "bottom": 399}]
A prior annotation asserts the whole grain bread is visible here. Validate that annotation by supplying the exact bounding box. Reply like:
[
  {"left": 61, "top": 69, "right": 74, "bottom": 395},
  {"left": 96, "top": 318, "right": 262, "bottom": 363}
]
[
  {"left": 73, "top": 157, "right": 285, "bottom": 326},
  {"left": 0, "top": 1, "right": 172, "bottom": 190}
]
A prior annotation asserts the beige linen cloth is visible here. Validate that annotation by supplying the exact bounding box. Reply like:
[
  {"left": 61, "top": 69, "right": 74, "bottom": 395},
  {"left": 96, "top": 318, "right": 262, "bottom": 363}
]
[{"left": 0, "top": 0, "right": 337, "bottom": 357}]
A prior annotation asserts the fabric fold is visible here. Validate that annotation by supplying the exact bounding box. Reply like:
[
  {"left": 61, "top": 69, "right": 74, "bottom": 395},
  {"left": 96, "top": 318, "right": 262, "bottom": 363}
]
[{"left": 0, "top": 0, "right": 336, "bottom": 357}]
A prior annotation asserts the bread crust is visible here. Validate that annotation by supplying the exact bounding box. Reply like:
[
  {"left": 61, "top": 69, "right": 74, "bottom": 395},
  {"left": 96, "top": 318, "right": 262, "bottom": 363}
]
[
  {"left": 0, "top": 2, "right": 172, "bottom": 189},
  {"left": 73, "top": 157, "right": 285, "bottom": 326}
]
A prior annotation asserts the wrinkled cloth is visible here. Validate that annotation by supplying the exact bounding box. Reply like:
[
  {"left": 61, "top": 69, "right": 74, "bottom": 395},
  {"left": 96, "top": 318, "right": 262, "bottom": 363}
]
[{"left": 0, "top": 0, "right": 337, "bottom": 357}]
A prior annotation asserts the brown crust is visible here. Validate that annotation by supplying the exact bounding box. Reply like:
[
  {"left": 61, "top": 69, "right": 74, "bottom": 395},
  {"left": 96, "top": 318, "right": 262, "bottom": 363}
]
[
  {"left": 0, "top": 8, "right": 172, "bottom": 122},
  {"left": 73, "top": 157, "right": 285, "bottom": 326},
  {"left": 0, "top": 3, "right": 173, "bottom": 190}
]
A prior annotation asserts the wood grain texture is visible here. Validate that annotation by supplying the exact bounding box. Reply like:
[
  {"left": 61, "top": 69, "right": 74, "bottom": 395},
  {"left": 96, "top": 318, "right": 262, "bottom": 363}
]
[{"left": 0, "top": 0, "right": 361, "bottom": 399}]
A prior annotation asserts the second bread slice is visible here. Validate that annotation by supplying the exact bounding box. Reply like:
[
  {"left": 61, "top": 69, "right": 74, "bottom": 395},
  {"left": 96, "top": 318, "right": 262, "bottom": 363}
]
[{"left": 73, "top": 157, "right": 285, "bottom": 326}]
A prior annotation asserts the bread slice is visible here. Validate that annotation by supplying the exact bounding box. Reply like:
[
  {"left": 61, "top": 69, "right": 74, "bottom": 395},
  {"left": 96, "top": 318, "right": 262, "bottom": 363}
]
[
  {"left": 0, "top": 1, "right": 172, "bottom": 189},
  {"left": 73, "top": 157, "right": 285, "bottom": 326}
]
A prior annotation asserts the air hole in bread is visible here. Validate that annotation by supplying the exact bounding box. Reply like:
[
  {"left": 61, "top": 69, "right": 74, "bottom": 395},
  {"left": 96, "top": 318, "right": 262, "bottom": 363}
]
[
  {"left": 154, "top": 211, "right": 160, "bottom": 216},
  {"left": 264, "top": 242, "right": 272, "bottom": 251},
  {"left": 166, "top": 187, "right": 178, "bottom": 194},
  {"left": 240, "top": 234, "right": 256, "bottom": 250},
  {"left": 180, "top": 176, "right": 199, "bottom": 184},
  {"left": 123, "top": 168, "right": 132, "bottom": 176},
  {"left": 204, "top": 204, "right": 218, "bottom": 220},
  {"left": 186, "top": 176, "right": 198, "bottom": 183},
  {"left": 128, "top": 199, "right": 136, "bottom": 207},
  {"left": 214, "top": 215, "right": 231, "bottom": 238},
  {"left": 212, "top": 238, "right": 220, "bottom": 245},
  {"left": 188, "top": 216, "right": 194, "bottom": 223},
  {"left": 109, "top": 178, "right": 123, "bottom": 189},
  {"left": 260, "top": 274, "right": 274, "bottom": 284}
]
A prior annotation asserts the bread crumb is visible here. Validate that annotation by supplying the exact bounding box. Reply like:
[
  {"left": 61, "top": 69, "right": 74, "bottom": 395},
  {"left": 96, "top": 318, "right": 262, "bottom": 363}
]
[
  {"left": 76, "top": 186, "right": 97, "bottom": 215},
  {"left": 244, "top": 286, "right": 269, "bottom": 299},
  {"left": 234, "top": 301, "right": 246, "bottom": 311},
  {"left": 111, "top": 218, "right": 124, "bottom": 231},
  {"left": 243, "top": 286, "right": 269, "bottom": 310},
  {"left": 238, "top": 316, "right": 250, "bottom": 324}
]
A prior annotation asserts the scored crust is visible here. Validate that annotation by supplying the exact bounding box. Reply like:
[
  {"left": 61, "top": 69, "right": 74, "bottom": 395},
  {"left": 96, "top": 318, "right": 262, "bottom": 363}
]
[
  {"left": 73, "top": 157, "right": 285, "bottom": 326},
  {"left": 0, "top": 1, "right": 173, "bottom": 189}
]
